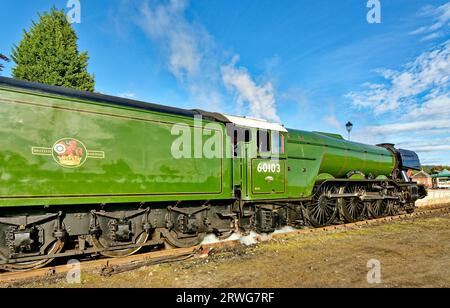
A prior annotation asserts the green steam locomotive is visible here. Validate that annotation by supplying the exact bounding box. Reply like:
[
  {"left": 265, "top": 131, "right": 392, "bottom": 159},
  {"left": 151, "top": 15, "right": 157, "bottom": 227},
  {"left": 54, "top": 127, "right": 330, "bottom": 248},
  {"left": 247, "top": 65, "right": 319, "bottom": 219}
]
[{"left": 0, "top": 77, "right": 426, "bottom": 271}]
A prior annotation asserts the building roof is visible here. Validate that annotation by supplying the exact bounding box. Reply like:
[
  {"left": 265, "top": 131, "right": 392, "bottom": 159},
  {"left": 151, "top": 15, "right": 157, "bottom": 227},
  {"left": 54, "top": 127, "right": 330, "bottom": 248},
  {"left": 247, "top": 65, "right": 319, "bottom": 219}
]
[
  {"left": 412, "top": 170, "right": 431, "bottom": 178},
  {"left": 431, "top": 169, "right": 450, "bottom": 178}
]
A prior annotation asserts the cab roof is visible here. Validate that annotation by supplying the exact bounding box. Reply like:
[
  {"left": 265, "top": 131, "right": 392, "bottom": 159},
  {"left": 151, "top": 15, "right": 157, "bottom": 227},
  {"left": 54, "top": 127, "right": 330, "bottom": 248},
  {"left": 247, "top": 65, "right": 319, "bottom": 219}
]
[{"left": 222, "top": 114, "right": 288, "bottom": 132}]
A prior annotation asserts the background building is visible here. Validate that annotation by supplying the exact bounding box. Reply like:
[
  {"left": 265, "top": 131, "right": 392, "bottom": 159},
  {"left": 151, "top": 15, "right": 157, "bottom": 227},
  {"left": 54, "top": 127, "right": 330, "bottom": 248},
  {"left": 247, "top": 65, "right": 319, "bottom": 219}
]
[
  {"left": 412, "top": 171, "right": 433, "bottom": 188},
  {"left": 431, "top": 170, "right": 450, "bottom": 189}
]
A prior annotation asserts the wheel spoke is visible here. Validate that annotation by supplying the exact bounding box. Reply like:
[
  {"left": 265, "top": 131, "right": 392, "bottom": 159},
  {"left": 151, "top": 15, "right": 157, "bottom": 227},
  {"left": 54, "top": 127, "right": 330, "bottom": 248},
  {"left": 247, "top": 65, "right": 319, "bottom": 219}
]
[
  {"left": 369, "top": 200, "right": 387, "bottom": 219},
  {"left": 341, "top": 185, "right": 366, "bottom": 223},
  {"left": 307, "top": 186, "right": 338, "bottom": 228}
]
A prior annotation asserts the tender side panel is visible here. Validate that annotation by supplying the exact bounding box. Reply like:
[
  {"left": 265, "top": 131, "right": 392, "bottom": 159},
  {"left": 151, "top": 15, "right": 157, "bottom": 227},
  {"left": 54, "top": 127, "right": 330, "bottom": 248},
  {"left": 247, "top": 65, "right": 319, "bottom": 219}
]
[{"left": 0, "top": 87, "right": 232, "bottom": 207}]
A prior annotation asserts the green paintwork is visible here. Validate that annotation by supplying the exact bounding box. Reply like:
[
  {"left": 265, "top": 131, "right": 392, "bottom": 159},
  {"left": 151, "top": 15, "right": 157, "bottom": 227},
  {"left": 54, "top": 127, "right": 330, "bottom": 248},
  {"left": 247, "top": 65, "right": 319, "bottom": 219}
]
[
  {"left": 0, "top": 82, "right": 398, "bottom": 208},
  {"left": 316, "top": 173, "right": 335, "bottom": 181},
  {"left": 0, "top": 86, "right": 232, "bottom": 207},
  {"left": 376, "top": 175, "right": 389, "bottom": 180},
  {"left": 284, "top": 130, "right": 395, "bottom": 198},
  {"left": 236, "top": 128, "right": 394, "bottom": 200},
  {"left": 250, "top": 159, "right": 286, "bottom": 195},
  {"left": 348, "top": 174, "right": 366, "bottom": 180}
]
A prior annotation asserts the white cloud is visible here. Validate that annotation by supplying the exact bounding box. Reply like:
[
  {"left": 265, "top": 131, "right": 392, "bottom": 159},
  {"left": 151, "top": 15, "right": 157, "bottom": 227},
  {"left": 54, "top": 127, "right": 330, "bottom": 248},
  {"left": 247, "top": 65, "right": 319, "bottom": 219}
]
[
  {"left": 347, "top": 38, "right": 450, "bottom": 164},
  {"left": 346, "top": 40, "right": 450, "bottom": 115},
  {"left": 135, "top": 0, "right": 280, "bottom": 118},
  {"left": 396, "top": 136, "right": 450, "bottom": 148},
  {"left": 221, "top": 57, "right": 280, "bottom": 122},
  {"left": 422, "top": 32, "right": 442, "bottom": 42},
  {"left": 136, "top": 0, "right": 225, "bottom": 112},
  {"left": 324, "top": 115, "right": 341, "bottom": 130},
  {"left": 409, "top": 145, "right": 450, "bottom": 153},
  {"left": 410, "top": 26, "right": 427, "bottom": 35},
  {"left": 139, "top": 0, "right": 202, "bottom": 80},
  {"left": 363, "top": 119, "right": 450, "bottom": 135},
  {"left": 404, "top": 94, "right": 450, "bottom": 120},
  {"left": 357, "top": 95, "right": 450, "bottom": 147},
  {"left": 410, "top": 2, "right": 450, "bottom": 41}
]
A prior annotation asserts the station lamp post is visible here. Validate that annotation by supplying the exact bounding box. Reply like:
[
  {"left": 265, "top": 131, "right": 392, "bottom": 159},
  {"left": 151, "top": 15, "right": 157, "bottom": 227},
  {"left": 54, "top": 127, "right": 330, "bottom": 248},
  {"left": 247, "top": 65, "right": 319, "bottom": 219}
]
[{"left": 346, "top": 121, "right": 353, "bottom": 141}]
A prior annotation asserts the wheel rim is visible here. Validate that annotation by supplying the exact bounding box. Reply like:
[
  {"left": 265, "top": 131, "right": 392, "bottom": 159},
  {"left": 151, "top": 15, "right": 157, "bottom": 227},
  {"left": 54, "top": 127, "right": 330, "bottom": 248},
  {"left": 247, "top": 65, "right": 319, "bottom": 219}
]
[
  {"left": 307, "top": 186, "right": 338, "bottom": 228},
  {"left": 92, "top": 231, "right": 149, "bottom": 258},
  {"left": 341, "top": 185, "right": 366, "bottom": 223},
  {"left": 385, "top": 200, "right": 400, "bottom": 216},
  {"left": 1, "top": 240, "right": 64, "bottom": 272},
  {"left": 368, "top": 200, "right": 386, "bottom": 219},
  {"left": 163, "top": 230, "right": 206, "bottom": 248}
]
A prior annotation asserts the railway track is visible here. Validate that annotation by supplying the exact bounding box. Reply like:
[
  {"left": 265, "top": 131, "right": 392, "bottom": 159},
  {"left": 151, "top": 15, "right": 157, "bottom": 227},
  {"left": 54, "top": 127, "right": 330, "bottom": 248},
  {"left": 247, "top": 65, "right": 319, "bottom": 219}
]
[{"left": 1, "top": 204, "right": 449, "bottom": 285}]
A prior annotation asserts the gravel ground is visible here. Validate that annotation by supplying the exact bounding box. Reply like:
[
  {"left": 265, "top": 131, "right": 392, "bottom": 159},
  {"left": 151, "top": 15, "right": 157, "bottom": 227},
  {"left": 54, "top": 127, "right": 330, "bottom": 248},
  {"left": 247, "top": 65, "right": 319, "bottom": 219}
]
[{"left": 12, "top": 213, "right": 450, "bottom": 288}]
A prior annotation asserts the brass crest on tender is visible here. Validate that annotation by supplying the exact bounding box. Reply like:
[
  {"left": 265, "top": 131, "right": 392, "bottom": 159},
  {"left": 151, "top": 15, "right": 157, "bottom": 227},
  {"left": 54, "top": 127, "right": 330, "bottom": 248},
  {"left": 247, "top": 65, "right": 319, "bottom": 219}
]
[{"left": 32, "top": 138, "right": 105, "bottom": 168}]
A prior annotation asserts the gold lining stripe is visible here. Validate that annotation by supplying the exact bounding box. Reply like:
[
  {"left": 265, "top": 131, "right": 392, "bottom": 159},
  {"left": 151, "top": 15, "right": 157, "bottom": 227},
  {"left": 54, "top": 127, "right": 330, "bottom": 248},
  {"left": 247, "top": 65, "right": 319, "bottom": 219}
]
[
  {"left": 31, "top": 147, "right": 52, "bottom": 156},
  {"left": 87, "top": 151, "right": 105, "bottom": 159},
  {"left": 31, "top": 147, "right": 106, "bottom": 159}
]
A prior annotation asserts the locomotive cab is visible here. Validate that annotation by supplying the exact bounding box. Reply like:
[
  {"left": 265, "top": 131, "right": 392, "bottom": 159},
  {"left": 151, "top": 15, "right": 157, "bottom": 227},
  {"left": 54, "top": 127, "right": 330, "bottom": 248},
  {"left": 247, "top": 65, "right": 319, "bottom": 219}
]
[{"left": 223, "top": 115, "right": 288, "bottom": 200}]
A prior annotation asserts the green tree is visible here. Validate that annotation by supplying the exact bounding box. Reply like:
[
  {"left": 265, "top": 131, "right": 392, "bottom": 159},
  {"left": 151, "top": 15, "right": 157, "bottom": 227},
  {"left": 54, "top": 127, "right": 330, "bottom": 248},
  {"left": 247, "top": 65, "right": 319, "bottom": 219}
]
[
  {"left": 0, "top": 53, "right": 9, "bottom": 73},
  {"left": 11, "top": 8, "right": 95, "bottom": 91},
  {"left": 430, "top": 166, "right": 450, "bottom": 175}
]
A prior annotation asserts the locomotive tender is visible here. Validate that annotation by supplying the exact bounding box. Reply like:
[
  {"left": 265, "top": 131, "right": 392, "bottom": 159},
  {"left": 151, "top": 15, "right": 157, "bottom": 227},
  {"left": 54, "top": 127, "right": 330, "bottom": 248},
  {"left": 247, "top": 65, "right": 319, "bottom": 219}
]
[{"left": 0, "top": 77, "right": 426, "bottom": 271}]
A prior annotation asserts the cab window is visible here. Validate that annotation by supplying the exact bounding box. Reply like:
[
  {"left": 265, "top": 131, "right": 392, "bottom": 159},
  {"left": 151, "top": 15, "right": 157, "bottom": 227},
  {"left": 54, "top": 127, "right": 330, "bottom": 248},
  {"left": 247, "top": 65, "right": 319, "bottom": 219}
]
[
  {"left": 231, "top": 126, "right": 252, "bottom": 157},
  {"left": 271, "top": 132, "right": 285, "bottom": 155},
  {"left": 257, "top": 129, "right": 271, "bottom": 153}
]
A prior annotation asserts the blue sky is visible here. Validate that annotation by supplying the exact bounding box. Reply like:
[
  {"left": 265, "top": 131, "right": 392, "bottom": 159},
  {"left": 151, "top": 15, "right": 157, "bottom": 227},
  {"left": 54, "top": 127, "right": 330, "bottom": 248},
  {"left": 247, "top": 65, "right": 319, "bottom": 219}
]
[{"left": 1, "top": 0, "right": 449, "bottom": 165}]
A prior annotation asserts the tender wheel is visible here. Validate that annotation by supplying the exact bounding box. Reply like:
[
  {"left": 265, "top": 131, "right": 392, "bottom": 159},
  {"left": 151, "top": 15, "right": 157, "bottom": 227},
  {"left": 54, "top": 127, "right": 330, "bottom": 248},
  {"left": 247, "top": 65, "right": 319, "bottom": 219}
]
[
  {"left": 163, "top": 230, "right": 206, "bottom": 248},
  {"left": 89, "top": 208, "right": 153, "bottom": 258},
  {"left": 341, "top": 185, "right": 367, "bottom": 223},
  {"left": 306, "top": 185, "right": 338, "bottom": 228},
  {"left": 1, "top": 239, "right": 65, "bottom": 272},
  {"left": 163, "top": 207, "right": 209, "bottom": 248},
  {"left": 92, "top": 231, "right": 149, "bottom": 258}
]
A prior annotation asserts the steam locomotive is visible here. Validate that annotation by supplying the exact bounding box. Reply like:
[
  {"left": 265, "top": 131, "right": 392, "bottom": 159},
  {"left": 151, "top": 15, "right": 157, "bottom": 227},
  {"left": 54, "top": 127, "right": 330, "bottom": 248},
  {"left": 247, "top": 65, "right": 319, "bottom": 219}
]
[{"left": 0, "top": 77, "right": 426, "bottom": 271}]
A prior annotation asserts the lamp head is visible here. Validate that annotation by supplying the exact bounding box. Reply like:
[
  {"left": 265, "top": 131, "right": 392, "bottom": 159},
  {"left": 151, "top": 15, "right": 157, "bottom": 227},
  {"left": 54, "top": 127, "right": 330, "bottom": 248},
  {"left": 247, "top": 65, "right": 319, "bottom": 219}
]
[{"left": 346, "top": 121, "right": 353, "bottom": 133}]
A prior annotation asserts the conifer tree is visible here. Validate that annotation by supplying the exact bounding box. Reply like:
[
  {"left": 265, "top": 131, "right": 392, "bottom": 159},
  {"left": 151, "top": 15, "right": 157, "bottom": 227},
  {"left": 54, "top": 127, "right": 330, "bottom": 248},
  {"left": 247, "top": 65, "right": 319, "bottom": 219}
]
[{"left": 11, "top": 8, "right": 95, "bottom": 91}]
